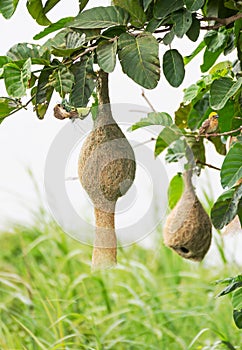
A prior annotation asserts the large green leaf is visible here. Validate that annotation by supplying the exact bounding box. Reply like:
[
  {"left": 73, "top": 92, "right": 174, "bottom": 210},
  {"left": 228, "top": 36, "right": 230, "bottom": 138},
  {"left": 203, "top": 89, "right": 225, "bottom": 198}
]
[
  {"left": 172, "top": 9, "right": 192, "bottom": 38},
  {"left": 204, "top": 29, "right": 228, "bottom": 53},
  {"left": 118, "top": 33, "right": 160, "bottom": 89},
  {"left": 200, "top": 46, "right": 223, "bottom": 72},
  {"left": 7, "top": 43, "right": 50, "bottom": 65},
  {"left": 51, "top": 31, "right": 86, "bottom": 57},
  {"left": 26, "top": 0, "right": 51, "bottom": 26},
  {"left": 165, "top": 139, "right": 187, "bottom": 163},
  {"left": 43, "top": 0, "right": 61, "bottom": 13},
  {"left": 217, "top": 100, "right": 235, "bottom": 132},
  {"left": 184, "top": 41, "right": 205, "bottom": 65},
  {"left": 184, "top": 0, "right": 204, "bottom": 11},
  {"left": 208, "top": 136, "right": 226, "bottom": 156},
  {"left": 49, "top": 66, "right": 75, "bottom": 98},
  {"left": 35, "top": 67, "right": 54, "bottom": 119},
  {"left": 0, "top": 0, "right": 19, "bottom": 18},
  {"left": 34, "top": 17, "right": 74, "bottom": 40},
  {"left": 4, "top": 58, "right": 31, "bottom": 98},
  {"left": 232, "top": 288, "right": 242, "bottom": 310},
  {"left": 233, "top": 309, "right": 242, "bottom": 329},
  {"left": 130, "top": 112, "right": 172, "bottom": 131},
  {"left": 211, "top": 185, "right": 242, "bottom": 229},
  {"left": 0, "top": 97, "right": 20, "bottom": 122},
  {"left": 221, "top": 142, "right": 242, "bottom": 189},
  {"left": 143, "top": 0, "right": 153, "bottom": 11},
  {"left": 186, "top": 14, "right": 200, "bottom": 42},
  {"left": 175, "top": 103, "right": 192, "bottom": 128},
  {"left": 163, "top": 49, "right": 185, "bottom": 87},
  {"left": 186, "top": 134, "right": 206, "bottom": 164},
  {"left": 154, "top": 0, "right": 184, "bottom": 19},
  {"left": 70, "top": 6, "right": 129, "bottom": 29},
  {"left": 155, "top": 125, "right": 182, "bottom": 156},
  {"left": 113, "top": 0, "right": 146, "bottom": 28},
  {"left": 210, "top": 77, "right": 242, "bottom": 110},
  {"left": 97, "top": 40, "right": 117, "bottom": 73},
  {"left": 168, "top": 173, "right": 184, "bottom": 209},
  {"left": 70, "top": 56, "right": 95, "bottom": 108}
]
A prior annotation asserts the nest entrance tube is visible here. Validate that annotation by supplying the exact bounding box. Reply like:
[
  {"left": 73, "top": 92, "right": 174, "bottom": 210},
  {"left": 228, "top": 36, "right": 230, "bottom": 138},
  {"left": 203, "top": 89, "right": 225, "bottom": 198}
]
[{"left": 78, "top": 70, "right": 136, "bottom": 270}]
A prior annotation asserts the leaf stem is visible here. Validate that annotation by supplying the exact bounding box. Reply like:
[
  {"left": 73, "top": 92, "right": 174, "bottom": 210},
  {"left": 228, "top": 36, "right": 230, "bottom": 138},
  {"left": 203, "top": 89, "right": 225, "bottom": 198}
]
[
  {"left": 196, "top": 160, "right": 221, "bottom": 171},
  {"left": 141, "top": 89, "right": 156, "bottom": 112}
]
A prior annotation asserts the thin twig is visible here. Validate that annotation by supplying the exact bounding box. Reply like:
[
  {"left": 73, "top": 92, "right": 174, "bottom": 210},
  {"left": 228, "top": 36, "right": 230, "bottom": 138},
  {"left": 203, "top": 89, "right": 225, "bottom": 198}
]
[
  {"left": 133, "top": 137, "right": 155, "bottom": 148},
  {"left": 196, "top": 160, "right": 221, "bottom": 171},
  {"left": 7, "top": 95, "right": 36, "bottom": 117},
  {"left": 141, "top": 89, "right": 156, "bottom": 112},
  {"left": 199, "top": 126, "right": 242, "bottom": 138}
]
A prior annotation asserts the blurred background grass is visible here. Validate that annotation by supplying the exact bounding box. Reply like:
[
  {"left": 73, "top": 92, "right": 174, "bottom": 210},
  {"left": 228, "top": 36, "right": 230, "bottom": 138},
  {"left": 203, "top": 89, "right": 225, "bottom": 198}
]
[{"left": 0, "top": 204, "right": 241, "bottom": 350}]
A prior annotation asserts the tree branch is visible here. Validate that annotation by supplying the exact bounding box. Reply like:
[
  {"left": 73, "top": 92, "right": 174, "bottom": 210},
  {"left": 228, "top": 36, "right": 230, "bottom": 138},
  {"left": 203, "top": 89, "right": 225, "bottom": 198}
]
[
  {"left": 199, "top": 126, "right": 242, "bottom": 138},
  {"left": 200, "top": 13, "right": 242, "bottom": 30},
  {"left": 7, "top": 95, "right": 36, "bottom": 117}
]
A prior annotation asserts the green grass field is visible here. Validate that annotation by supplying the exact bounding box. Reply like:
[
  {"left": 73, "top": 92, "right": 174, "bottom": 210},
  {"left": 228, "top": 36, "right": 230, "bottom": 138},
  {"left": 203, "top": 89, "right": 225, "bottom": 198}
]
[{"left": 0, "top": 208, "right": 241, "bottom": 349}]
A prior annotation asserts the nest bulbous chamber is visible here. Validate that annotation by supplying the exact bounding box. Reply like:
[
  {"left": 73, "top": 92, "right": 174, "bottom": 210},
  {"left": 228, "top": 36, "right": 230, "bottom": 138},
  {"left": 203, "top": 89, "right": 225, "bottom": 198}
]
[
  {"left": 163, "top": 170, "right": 212, "bottom": 261},
  {"left": 78, "top": 115, "right": 136, "bottom": 213}
]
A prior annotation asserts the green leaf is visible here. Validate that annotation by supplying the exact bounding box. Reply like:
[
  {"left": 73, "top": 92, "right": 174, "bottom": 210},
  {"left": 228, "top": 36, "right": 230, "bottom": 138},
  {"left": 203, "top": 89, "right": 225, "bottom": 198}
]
[
  {"left": 200, "top": 46, "right": 223, "bottom": 72},
  {"left": 118, "top": 33, "right": 160, "bottom": 89},
  {"left": 163, "top": 49, "right": 185, "bottom": 87},
  {"left": 33, "top": 17, "right": 74, "bottom": 40},
  {"left": 97, "top": 40, "right": 117, "bottom": 73},
  {"left": 208, "top": 136, "right": 226, "bottom": 156},
  {"left": 154, "top": 0, "right": 184, "bottom": 19},
  {"left": 163, "top": 30, "right": 175, "bottom": 45},
  {"left": 155, "top": 125, "right": 182, "bottom": 156},
  {"left": 184, "top": 0, "right": 204, "bottom": 11},
  {"left": 79, "top": 0, "right": 89, "bottom": 12},
  {"left": 221, "top": 142, "right": 242, "bottom": 188},
  {"left": 0, "top": 0, "right": 19, "bottom": 18},
  {"left": 186, "top": 14, "right": 200, "bottom": 42},
  {"left": 26, "top": 0, "right": 51, "bottom": 26},
  {"left": 210, "top": 77, "right": 242, "bottom": 110},
  {"left": 0, "top": 97, "right": 20, "bottom": 122},
  {"left": 204, "top": 30, "right": 228, "bottom": 53},
  {"left": 172, "top": 9, "right": 192, "bottom": 38},
  {"left": 186, "top": 134, "right": 206, "bottom": 164},
  {"left": 217, "top": 100, "right": 235, "bottom": 132},
  {"left": 211, "top": 185, "right": 242, "bottom": 229},
  {"left": 35, "top": 67, "right": 54, "bottom": 119},
  {"left": 51, "top": 31, "right": 86, "bottom": 57},
  {"left": 7, "top": 43, "right": 50, "bottom": 65},
  {"left": 184, "top": 40, "right": 205, "bottom": 65},
  {"left": 49, "top": 66, "right": 75, "bottom": 98},
  {"left": 217, "top": 281, "right": 242, "bottom": 297},
  {"left": 143, "top": 0, "right": 153, "bottom": 11},
  {"left": 113, "top": 0, "right": 146, "bottom": 28},
  {"left": 233, "top": 309, "right": 242, "bottom": 329},
  {"left": 70, "top": 56, "right": 95, "bottom": 108},
  {"left": 168, "top": 173, "right": 184, "bottom": 209},
  {"left": 4, "top": 58, "right": 31, "bottom": 98},
  {"left": 145, "top": 18, "right": 163, "bottom": 33},
  {"left": 232, "top": 288, "right": 242, "bottom": 310},
  {"left": 70, "top": 6, "right": 129, "bottom": 29},
  {"left": 0, "top": 56, "right": 12, "bottom": 68},
  {"left": 175, "top": 102, "right": 192, "bottom": 128},
  {"left": 43, "top": 0, "right": 61, "bottom": 13},
  {"left": 130, "top": 112, "right": 172, "bottom": 131},
  {"left": 165, "top": 139, "right": 187, "bottom": 163}
]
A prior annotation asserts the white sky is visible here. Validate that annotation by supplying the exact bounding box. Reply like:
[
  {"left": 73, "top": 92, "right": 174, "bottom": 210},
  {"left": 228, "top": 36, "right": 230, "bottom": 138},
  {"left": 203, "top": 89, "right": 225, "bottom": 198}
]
[{"left": 0, "top": 0, "right": 241, "bottom": 263}]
